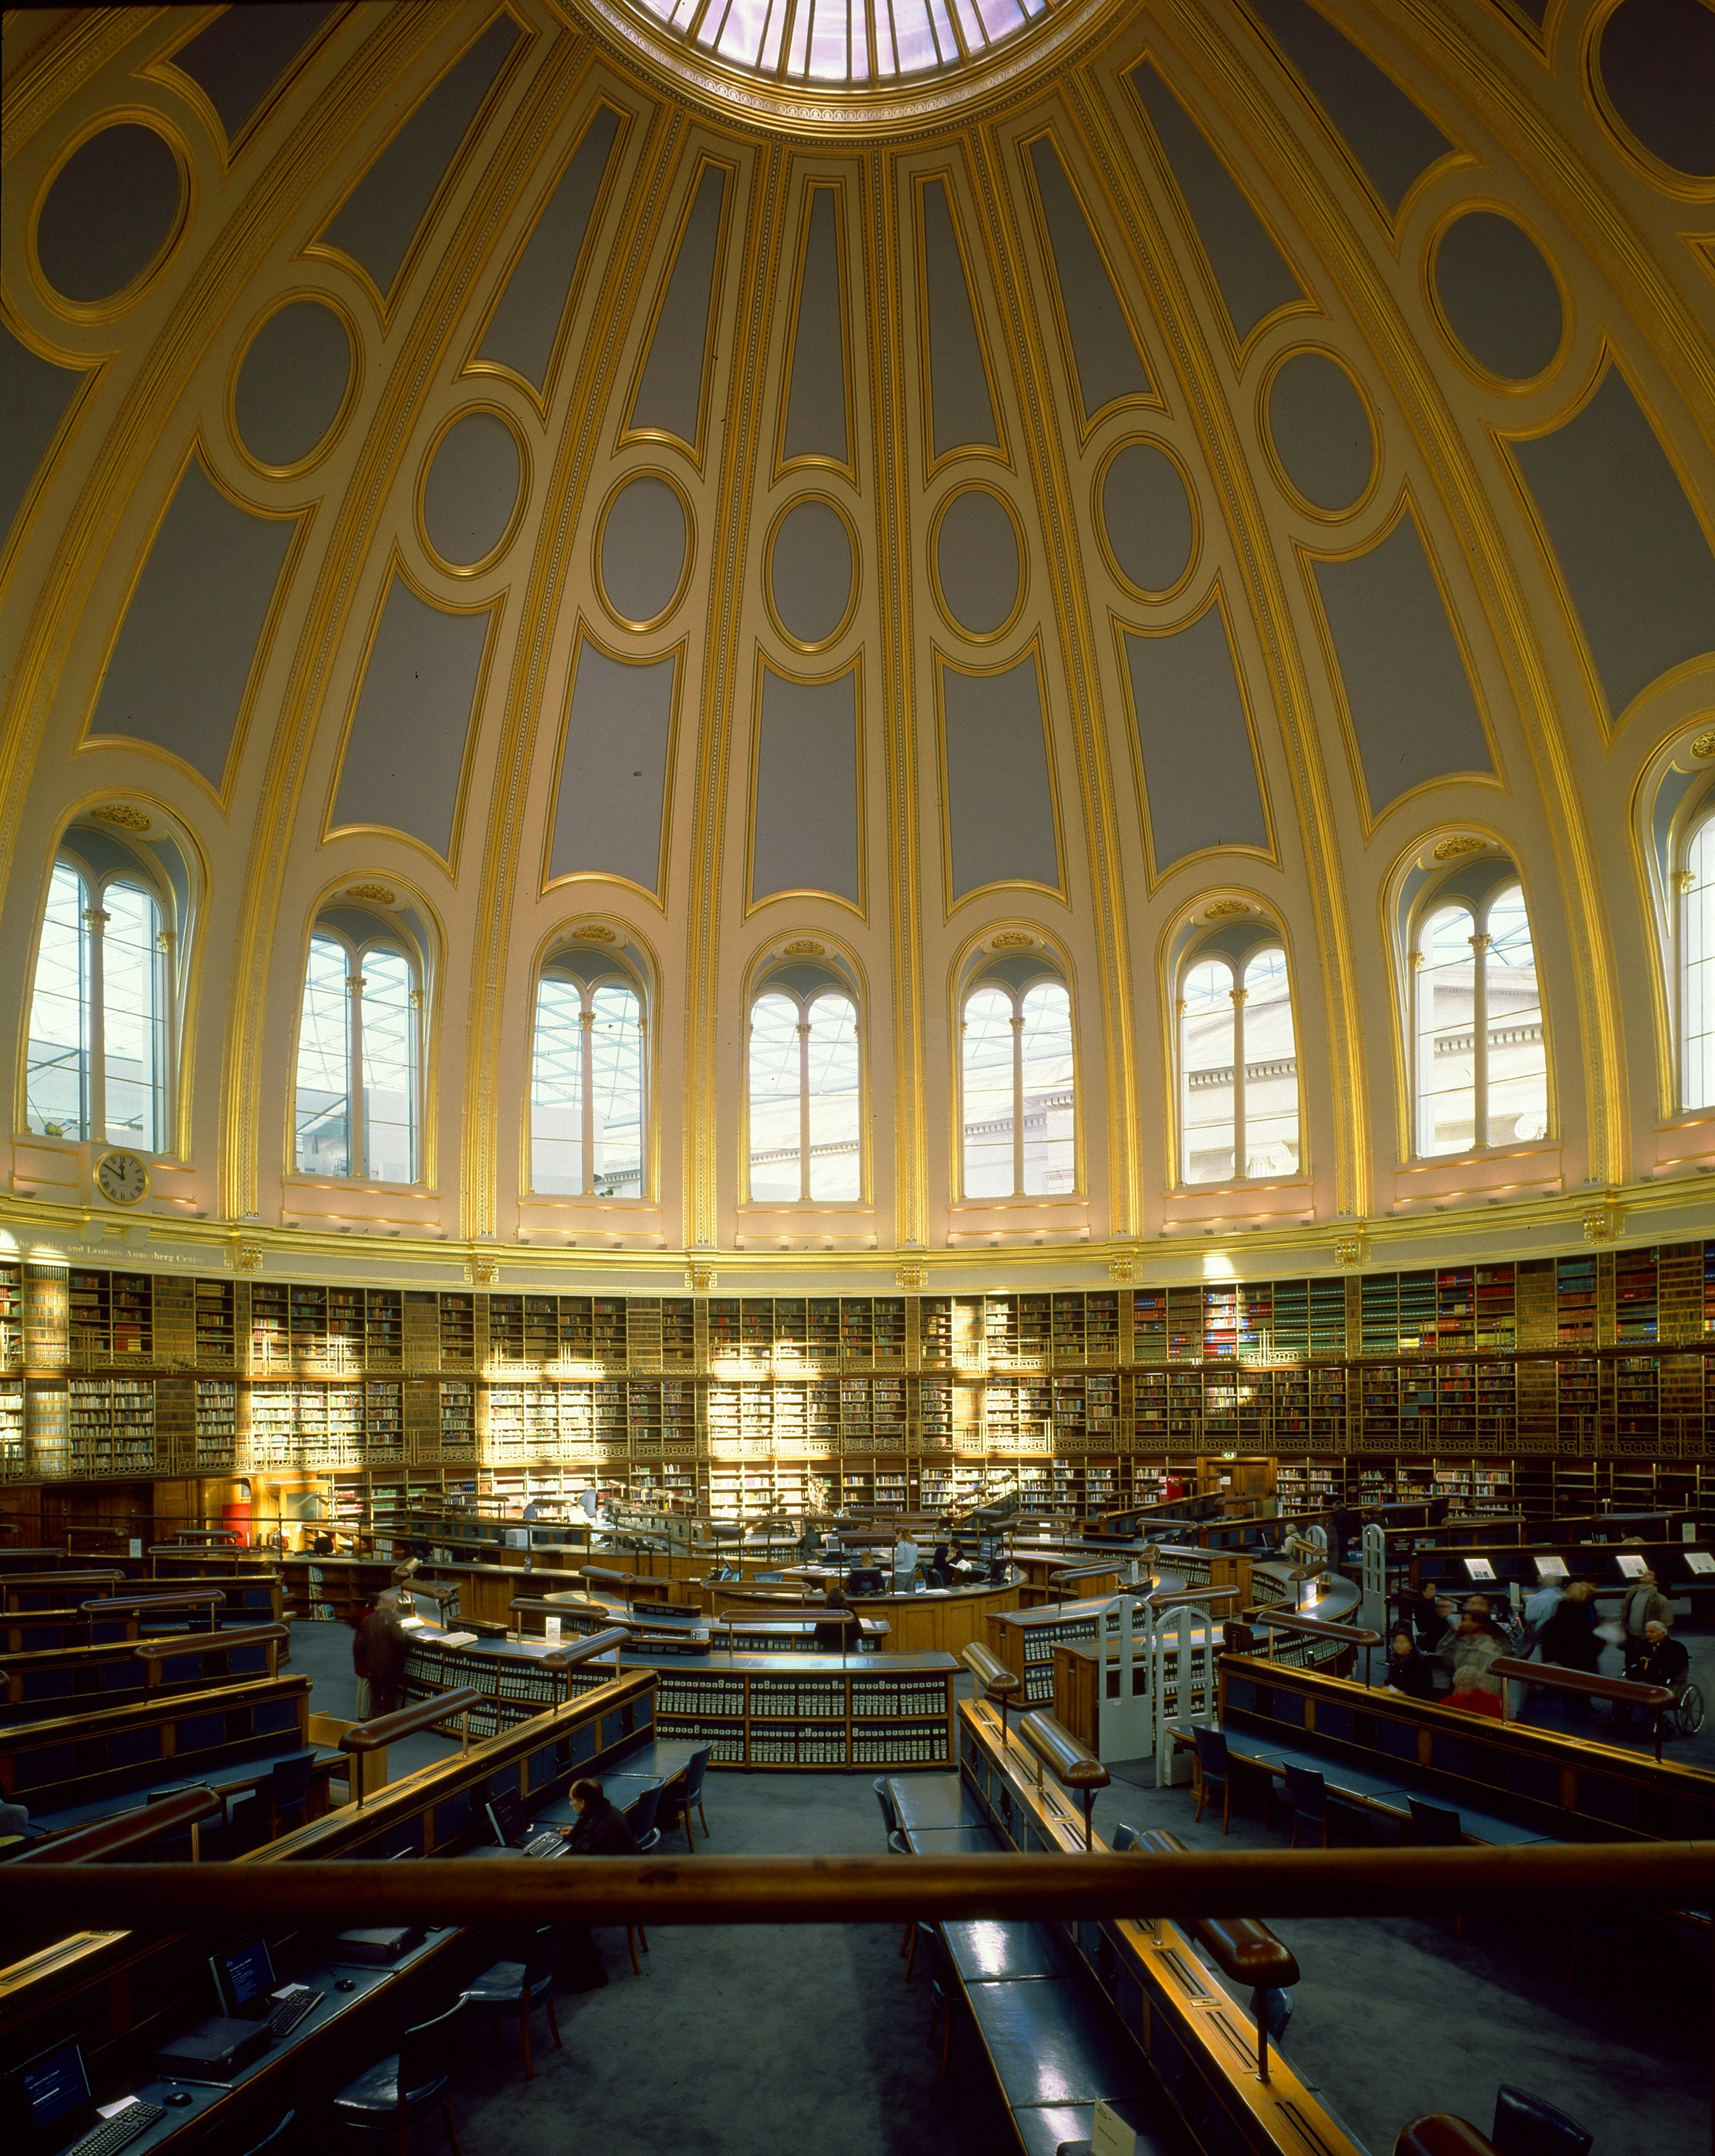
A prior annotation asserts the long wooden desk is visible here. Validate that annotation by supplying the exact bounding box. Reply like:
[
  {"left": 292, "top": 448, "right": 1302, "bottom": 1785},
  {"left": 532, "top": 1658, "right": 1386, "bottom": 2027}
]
[{"left": 956, "top": 1695, "right": 1363, "bottom": 2156}]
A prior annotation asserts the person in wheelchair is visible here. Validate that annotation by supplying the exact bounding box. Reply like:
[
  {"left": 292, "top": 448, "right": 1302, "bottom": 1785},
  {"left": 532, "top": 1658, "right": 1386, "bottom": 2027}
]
[{"left": 1611, "top": 1618, "right": 1692, "bottom": 1736}]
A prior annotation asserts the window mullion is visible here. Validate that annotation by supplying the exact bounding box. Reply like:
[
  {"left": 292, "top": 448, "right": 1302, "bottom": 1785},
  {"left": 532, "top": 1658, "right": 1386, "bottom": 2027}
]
[
  {"left": 1676, "top": 865, "right": 1696, "bottom": 1110},
  {"left": 581, "top": 1003, "right": 596, "bottom": 1196},
  {"left": 1470, "top": 930, "right": 1491, "bottom": 1148},
  {"left": 1011, "top": 1010, "right": 1025, "bottom": 1198},
  {"left": 84, "top": 903, "right": 108, "bottom": 1145},
  {"left": 156, "top": 928, "right": 177, "bottom": 1157},
  {"left": 1231, "top": 986, "right": 1248, "bottom": 1179},
  {"left": 348, "top": 970, "right": 366, "bottom": 1177},
  {"left": 798, "top": 1019, "right": 811, "bottom": 1201}
]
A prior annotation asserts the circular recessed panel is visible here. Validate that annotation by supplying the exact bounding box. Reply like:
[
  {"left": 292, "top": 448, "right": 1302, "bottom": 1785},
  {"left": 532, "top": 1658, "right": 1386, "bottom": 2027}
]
[
  {"left": 1099, "top": 441, "right": 1195, "bottom": 597},
  {"left": 234, "top": 301, "right": 353, "bottom": 469},
  {"left": 935, "top": 487, "right": 1022, "bottom": 639},
  {"left": 768, "top": 496, "right": 854, "bottom": 649},
  {"left": 1433, "top": 212, "right": 1563, "bottom": 382},
  {"left": 1598, "top": 0, "right": 1715, "bottom": 179},
  {"left": 421, "top": 410, "right": 522, "bottom": 570},
  {"left": 36, "top": 123, "right": 183, "bottom": 306},
  {"left": 598, "top": 474, "right": 689, "bottom": 627},
  {"left": 1266, "top": 351, "right": 1375, "bottom": 516}
]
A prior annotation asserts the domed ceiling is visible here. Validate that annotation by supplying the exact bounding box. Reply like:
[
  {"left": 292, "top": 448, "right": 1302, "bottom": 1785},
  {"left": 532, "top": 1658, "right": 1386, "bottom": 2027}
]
[{"left": 3, "top": 0, "right": 1715, "bottom": 1290}]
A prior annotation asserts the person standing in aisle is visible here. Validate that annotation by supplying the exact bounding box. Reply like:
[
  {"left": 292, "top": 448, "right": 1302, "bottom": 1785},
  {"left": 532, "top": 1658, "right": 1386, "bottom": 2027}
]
[
  {"left": 1619, "top": 1568, "right": 1674, "bottom": 1659},
  {"left": 1535, "top": 1578, "right": 1602, "bottom": 1711},
  {"left": 892, "top": 1531, "right": 919, "bottom": 1590}
]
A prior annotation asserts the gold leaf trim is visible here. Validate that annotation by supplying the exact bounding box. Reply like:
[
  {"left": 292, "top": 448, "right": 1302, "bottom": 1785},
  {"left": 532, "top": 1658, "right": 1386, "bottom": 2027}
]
[
  {"left": 345, "top": 882, "right": 396, "bottom": 904},
  {"left": 1432, "top": 835, "right": 1487, "bottom": 861},
  {"left": 783, "top": 937, "right": 825, "bottom": 955},
  {"left": 91, "top": 803, "right": 151, "bottom": 832},
  {"left": 573, "top": 923, "right": 617, "bottom": 942},
  {"left": 1203, "top": 898, "right": 1249, "bottom": 918}
]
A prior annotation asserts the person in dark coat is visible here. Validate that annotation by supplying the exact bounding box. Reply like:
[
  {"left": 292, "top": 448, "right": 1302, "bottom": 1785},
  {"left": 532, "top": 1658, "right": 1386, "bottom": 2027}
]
[
  {"left": 558, "top": 1777, "right": 638, "bottom": 1989},
  {"left": 356, "top": 1600, "right": 408, "bottom": 1716},
  {"left": 1396, "top": 1582, "right": 1450, "bottom": 1652},
  {"left": 1535, "top": 1578, "right": 1601, "bottom": 1710},
  {"left": 1611, "top": 1621, "right": 1692, "bottom": 1736},
  {"left": 1386, "top": 1631, "right": 1438, "bottom": 1702}
]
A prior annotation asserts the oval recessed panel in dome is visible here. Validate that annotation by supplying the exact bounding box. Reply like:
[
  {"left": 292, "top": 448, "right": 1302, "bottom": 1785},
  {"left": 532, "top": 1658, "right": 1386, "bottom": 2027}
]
[
  {"left": 37, "top": 125, "right": 183, "bottom": 304},
  {"left": 1101, "top": 442, "right": 1194, "bottom": 596},
  {"left": 769, "top": 498, "right": 853, "bottom": 648},
  {"left": 599, "top": 475, "right": 688, "bottom": 626},
  {"left": 235, "top": 301, "right": 351, "bottom": 468},
  {"left": 1434, "top": 212, "right": 1561, "bottom": 382},
  {"left": 1599, "top": 0, "right": 1715, "bottom": 178},
  {"left": 1267, "top": 352, "right": 1374, "bottom": 514},
  {"left": 935, "top": 488, "right": 1020, "bottom": 638},
  {"left": 422, "top": 411, "right": 521, "bottom": 569}
]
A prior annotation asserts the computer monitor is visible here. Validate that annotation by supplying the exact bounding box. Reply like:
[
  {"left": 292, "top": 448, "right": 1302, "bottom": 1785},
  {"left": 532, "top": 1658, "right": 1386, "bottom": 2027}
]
[
  {"left": 7, "top": 2038, "right": 98, "bottom": 2156},
  {"left": 485, "top": 1790, "right": 529, "bottom": 1847},
  {"left": 210, "top": 1936, "right": 277, "bottom": 2018}
]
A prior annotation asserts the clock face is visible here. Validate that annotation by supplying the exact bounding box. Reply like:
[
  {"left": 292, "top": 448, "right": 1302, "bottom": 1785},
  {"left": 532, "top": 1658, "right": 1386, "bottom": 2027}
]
[{"left": 96, "top": 1150, "right": 149, "bottom": 1206}]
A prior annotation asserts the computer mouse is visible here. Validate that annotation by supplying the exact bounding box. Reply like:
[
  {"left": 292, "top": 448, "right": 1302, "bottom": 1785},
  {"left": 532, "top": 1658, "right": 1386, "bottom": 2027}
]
[
  {"left": 164, "top": 2091, "right": 193, "bottom": 2107},
  {"left": 335, "top": 1978, "right": 357, "bottom": 1992}
]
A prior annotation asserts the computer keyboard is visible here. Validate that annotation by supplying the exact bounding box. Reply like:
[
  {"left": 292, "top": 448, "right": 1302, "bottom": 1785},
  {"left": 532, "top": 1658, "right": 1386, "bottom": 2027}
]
[
  {"left": 64, "top": 2099, "right": 166, "bottom": 2156},
  {"left": 523, "top": 1829, "right": 565, "bottom": 1859},
  {"left": 265, "top": 1989, "right": 320, "bottom": 2040}
]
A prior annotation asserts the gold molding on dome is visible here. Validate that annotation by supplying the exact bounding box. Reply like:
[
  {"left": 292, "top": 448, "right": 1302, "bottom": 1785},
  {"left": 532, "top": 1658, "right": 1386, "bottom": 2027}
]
[
  {"left": 933, "top": 636, "right": 1069, "bottom": 917},
  {"left": 991, "top": 930, "right": 1034, "bottom": 948},
  {"left": 1117, "top": 47, "right": 1321, "bottom": 375},
  {"left": 944, "top": 917, "right": 1082, "bottom": 1206},
  {"left": 91, "top": 803, "right": 151, "bottom": 832},
  {"left": 1204, "top": 898, "right": 1248, "bottom": 916},
  {"left": 926, "top": 480, "right": 1029, "bottom": 647},
  {"left": 24, "top": 104, "right": 196, "bottom": 326},
  {"left": 744, "top": 644, "right": 867, "bottom": 919},
  {"left": 910, "top": 164, "right": 1013, "bottom": 485},
  {"left": 783, "top": 938, "right": 826, "bottom": 955},
  {"left": 761, "top": 490, "right": 863, "bottom": 655},
  {"left": 143, "top": 2, "right": 347, "bottom": 169},
  {"left": 1692, "top": 732, "right": 1715, "bottom": 760},
  {"left": 617, "top": 147, "right": 740, "bottom": 475},
  {"left": 301, "top": 5, "right": 535, "bottom": 330},
  {"left": 683, "top": 141, "right": 789, "bottom": 1250},
  {"left": 1014, "top": 121, "right": 1162, "bottom": 448},
  {"left": 2, "top": 9, "right": 152, "bottom": 169},
  {"left": 965, "top": 106, "right": 1138, "bottom": 1234},
  {"left": 0, "top": 303, "right": 101, "bottom": 594},
  {"left": 322, "top": 548, "right": 504, "bottom": 879},
  {"left": 1240, "top": 0, "right": 1473, "bottom": 247},
  {"left": 1090, "top": 433, "right": 1201, "bottom": 609},
  {"left": 896, "top": 1261, "right": 929, "bottom": 1290},
  {"left": 413, "top": 399, "right": 533, "bottom": 581},
  {"left": 460, "top": 88, "right": 634, "bottom": 418},
  {"left": 772, "top": 175, "right": 859, "bottom": 491},
  {"left": 592, "top": 463, "right": 698, "bottom": 635},
  {"left": 77, "top": 432, "right": 312, "bottom": 814},
  {"left": 1493, "top": 343, "right": 1715, "bottom": 746},
  {"left": 1109, "top": 581, "right": 1281, "bottom": 894},
  {"left": 573, "top": 922, "right": 617, "bottom": 941},
  {"left": 345, "top": 883, "right": 397, "bottom": 905},
  {"left": 225, "top": 285, "right": 365, "bottom": 483},
  {"left": 1293, "top": 489, "right": 1507, "bottom": 842},
  {"left": 1580, "top": 0, "right": 1715, "bottom": 206},
  {"left": 1065, "top": 49, "right": 1366, "bottom": 1216},
  {"left": 1255, "top": 342, "right": 1382, "bottom": 528},
  {"left": 1420, "top": 198, "right": 1574, "bottom": 399},
  {"left": 556, "top": 0, "right": 1130, "bottom": 138},
  {"left": 539, "top": 615, "right": 686, "bottom": 911},
  {"left": 1431, "top": 835, "right": 1486, "bottom": 861},
  {"left": 1333, "top": 1233, "right": 1367, "bottom": 1269}
]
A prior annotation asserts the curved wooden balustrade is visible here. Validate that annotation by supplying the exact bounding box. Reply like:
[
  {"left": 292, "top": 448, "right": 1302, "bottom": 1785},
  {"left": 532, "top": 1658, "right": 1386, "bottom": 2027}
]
[
  {"left": 338, "top": 1685, "right": 488, "bottom": 1796},
  {"left": 80, "top": 1587, "right": 226, "bottom": 1617},
  {"left": 1488, "top": 1655, "right": 1677, "bottom": 1758},
  {"left": 133, "top": 1622, "right": 288, "bottom": 1678},
  {"left": 9, "top": 1784, "right": 222, "bottom": 1865},
  {"left": 541, "top": 1626, "right": 632, "bottom": 1671},
  {"left": 4, "top": 1842, "right": 1709, "bottom": 1928},
  {"left": 959, "top": 1642, "right": 1022, "bottom": 1742}
]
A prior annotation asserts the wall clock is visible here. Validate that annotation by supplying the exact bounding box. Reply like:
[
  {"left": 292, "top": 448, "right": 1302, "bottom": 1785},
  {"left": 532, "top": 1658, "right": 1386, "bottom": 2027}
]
[{"left": 95, "top": 1150, "right": 150, "bottom": 1206}]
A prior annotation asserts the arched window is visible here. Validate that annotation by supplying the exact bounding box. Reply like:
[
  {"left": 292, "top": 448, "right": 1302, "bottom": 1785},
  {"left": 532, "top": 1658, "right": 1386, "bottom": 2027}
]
[
  {"left": 25, "top": 831, "right": 180, "bottom": 1153},
  {"left": 747, "top": 986, "right": 861, "bottom": 1203},
  {"left": 1679, "top": 810, "right": 1715, "bottom": 1110},
  {"left": 529, "top": 955, "right": 646, "bottom": 1198},
  {"left": 959, "top": 962, "right": 1075, "bottom": 1198},
  {"left": 293, "top": 911, "right": 423, "bottom": 1182},
  {"left": 1177, "top": 930, "right": 1300, "bottom": 1184},
  {"left": 1411, "top": 875, "right": 1546, "bottom": 1155}
]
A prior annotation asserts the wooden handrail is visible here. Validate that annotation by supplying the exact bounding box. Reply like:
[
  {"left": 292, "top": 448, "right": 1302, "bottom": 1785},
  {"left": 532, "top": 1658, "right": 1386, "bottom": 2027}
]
[
  {"left": 1146, "top": 1584, "right": 1242, "bottom": 1607},
  {"left": 82, "top": 1587, "right": 226, "bottom": 1616},
  {"left": 1019, "top": 1708, "right": 1109, "bottom": 1847},
  {"left": 133, "top": 1623, "right": 288, "bottom": 1675},
  {"left": 1394, "top": 2118, "right": 1497, "bottom": 2156},
  {"left": 338, "top": 1684, "right": 488, "bottom": 1793},
  {"left": 1048, "top": 1561, "right": 1124, "bottom": 1586},
  {"left": 710, "top": 1607, "right": 854, "bottom": 1626},
  {"left": 542, "top": 1627, "right": 632, "bottom": 1671},
  {"left": 9, "top": 1785, "right": 223, "bottom": 1865},
  {"left": 4, "top": 1844, "right": 1710, "bottom": 1927},
  {"left": 1256, "top": 1610, "right": 1382, "bottom": 1645},
  {"left": 1130, "top": 1828, "right": 1298, "bottom": 2079},
  {"left": 1488, "top": 1655, "right": 1677, "bottom": 1760},
  {"left": 6, "top": 1570, "right": 127, "bottom": 1599}
]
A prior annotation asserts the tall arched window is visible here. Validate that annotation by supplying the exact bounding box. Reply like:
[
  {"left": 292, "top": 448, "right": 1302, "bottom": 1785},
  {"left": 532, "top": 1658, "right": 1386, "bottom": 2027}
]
[
  {"left": 1177, "top": 929, "right": 1299, "bottom": 1184},
  {"left": 293, "top": 912, "right": 423, "bottom": 1182},
  {"left": 747, "top": 985, "right": 861, "bottom": 1203},
  {"left": 959, "top": 961, "right": 1075, "bottom": 1198},
  {"left": 1679, "top": 810, "right": 1715, "bottom": 1110},
  {"left": 1411, "top": 874, "right": 1546, "bottom": 1155},
  {"left": 529, "top": 954, "right": 646, "bottom": 1198},
  {"left": 25, "top": 830, "right": 180, "bottom": 1153}
]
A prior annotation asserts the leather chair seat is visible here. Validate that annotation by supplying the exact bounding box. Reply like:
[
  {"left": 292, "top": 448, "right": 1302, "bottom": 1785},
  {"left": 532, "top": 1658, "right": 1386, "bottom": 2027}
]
[
  {"left": 463, "top": 1959, "right": 529, "bottom": 2005},
  {"left": 333, "top": 2057, "right": 450, "bottom": 2119}
]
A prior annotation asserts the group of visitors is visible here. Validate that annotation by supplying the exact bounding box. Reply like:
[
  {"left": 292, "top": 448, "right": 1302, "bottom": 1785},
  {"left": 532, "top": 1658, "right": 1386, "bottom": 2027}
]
[{"left": 1387, "top": 1565, "right": 1689, "bottom": 1730}]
